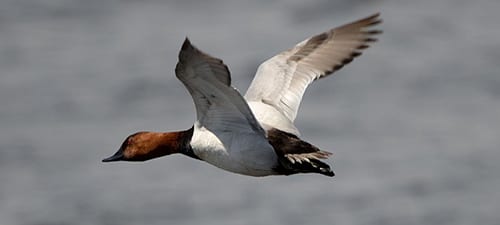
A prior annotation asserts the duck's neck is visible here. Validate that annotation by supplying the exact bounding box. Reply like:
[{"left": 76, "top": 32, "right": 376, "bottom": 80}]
[
  {"left": 173, "top": 127, "right": 199, "bottom": 159},
  {"left": 138, "top": 127, "right": 196, "bottom": 161}
]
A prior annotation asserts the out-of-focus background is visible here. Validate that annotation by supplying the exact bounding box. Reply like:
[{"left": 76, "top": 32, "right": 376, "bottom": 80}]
[{"left": 1, "top": 0, "right": 499, "bottom": 224}]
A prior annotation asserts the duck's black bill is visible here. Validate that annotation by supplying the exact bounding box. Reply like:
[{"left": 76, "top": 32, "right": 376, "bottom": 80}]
[{"left": 102, "top": 152, "right": 124, "bottom": 162}]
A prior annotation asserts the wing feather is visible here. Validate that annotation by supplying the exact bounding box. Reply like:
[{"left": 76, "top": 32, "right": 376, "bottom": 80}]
[
  {"left": 245, "top": 13, "right": 382, "bottom": 125},
  {"left": 176, "top": 38, "right": 265, "bottom": 134}
]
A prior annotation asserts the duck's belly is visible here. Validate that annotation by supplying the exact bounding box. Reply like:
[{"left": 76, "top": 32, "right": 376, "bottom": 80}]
[{"left": 190, "top": 126, "right": 278, "bottom": 176}]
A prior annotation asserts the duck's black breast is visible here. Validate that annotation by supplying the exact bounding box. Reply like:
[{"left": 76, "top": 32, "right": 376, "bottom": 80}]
[{"left": 180, "top": 126, "right": 201, "bottom": 160}]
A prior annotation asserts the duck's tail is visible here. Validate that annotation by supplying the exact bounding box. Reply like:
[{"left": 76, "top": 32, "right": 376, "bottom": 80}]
[{"left": 267, "top": 128, "right": 334, "bottom": 177}]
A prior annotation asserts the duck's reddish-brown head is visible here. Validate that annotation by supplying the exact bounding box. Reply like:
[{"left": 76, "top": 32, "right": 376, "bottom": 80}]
[{"left": 102, "top": 131, "right": 186, "bottom": 162}]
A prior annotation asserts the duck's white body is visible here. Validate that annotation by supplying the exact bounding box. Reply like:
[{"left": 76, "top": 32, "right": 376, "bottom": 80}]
[{"left": 190, "top": 122, "right": 278, "bottom": 176}]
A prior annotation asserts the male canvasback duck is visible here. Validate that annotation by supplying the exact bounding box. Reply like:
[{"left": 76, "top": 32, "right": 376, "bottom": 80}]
[{"left": 102, "top": 13, "right": 382, "bottom": 177}]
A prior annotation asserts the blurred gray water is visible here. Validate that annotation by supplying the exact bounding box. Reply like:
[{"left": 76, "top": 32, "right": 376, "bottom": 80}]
[{"left": 1, "top": 0, "right": 499, "bottom": 225}]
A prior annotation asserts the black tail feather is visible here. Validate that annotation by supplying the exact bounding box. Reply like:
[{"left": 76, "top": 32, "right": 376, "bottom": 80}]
[
  {"left": 267, "top": 128, "right": 334, "bottom": 177},
  {"left": 276, "top": 157, "right": 334, "bottom": 177}
]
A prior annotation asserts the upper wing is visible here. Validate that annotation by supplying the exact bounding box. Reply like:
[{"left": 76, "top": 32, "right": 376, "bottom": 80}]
[
  {"left": 175, "top": 38, "right": 265, "bottom": 135},
  {"left": 245, "top": 13, "right": 382, "bottom": 122}
]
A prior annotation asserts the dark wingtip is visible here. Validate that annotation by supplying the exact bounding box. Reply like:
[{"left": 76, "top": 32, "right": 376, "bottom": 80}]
[
  {"left": 367, "top": 12, "right": 382, "bottom": 25},
  {"left": 181, "top": 37, "right": 192, "bottom": 50},
  {"left": 178, "top": 37, "right": 200, "bottom": 62},
  {"left": 366, "top": 30, "right": 383, "bottom": 35},
  {"left": 370, "top": 12, "right": 381, "bottom": 18}
]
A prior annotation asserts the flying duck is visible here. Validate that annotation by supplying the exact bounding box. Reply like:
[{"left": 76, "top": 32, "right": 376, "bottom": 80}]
[{"left": 102, "top": 13, "right": 382, "bottom": 177}]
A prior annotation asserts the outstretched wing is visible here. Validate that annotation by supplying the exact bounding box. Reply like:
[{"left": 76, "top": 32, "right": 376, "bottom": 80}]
[
  {"left": 175, "top": 38, "right": 265, "bottom": 134},
  {"left": 245, "top": 13, "right": 382, "bottom": 124}
]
